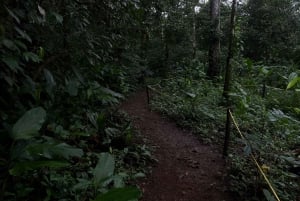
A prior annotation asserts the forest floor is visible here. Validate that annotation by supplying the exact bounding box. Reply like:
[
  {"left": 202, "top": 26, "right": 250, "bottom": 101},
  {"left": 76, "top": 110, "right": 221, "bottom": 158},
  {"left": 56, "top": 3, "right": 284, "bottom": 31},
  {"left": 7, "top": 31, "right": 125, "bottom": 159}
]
[{"left": 120, "top": 90, "right": 233, "bottom": 201}]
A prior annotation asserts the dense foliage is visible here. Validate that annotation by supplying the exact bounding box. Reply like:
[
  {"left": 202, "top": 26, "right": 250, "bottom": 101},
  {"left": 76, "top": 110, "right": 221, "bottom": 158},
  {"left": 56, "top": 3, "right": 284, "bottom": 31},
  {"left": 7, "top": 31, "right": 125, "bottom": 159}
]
[
  {"left": 1, "top": 0, "right": 300, "bottom": 200},
  {"left": 0, "top": 1, "right": 152, "bottom": 200},
  {"left": 148, "top": 60, "right": 300, "bottom": 201}
]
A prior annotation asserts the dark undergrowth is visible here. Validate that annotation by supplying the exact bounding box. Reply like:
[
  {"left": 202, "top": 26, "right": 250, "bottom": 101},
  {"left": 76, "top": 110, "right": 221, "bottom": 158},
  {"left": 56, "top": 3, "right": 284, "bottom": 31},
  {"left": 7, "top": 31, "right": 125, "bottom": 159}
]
[{"left": 147, "top": 60, "right": 300, "bottom": 201}]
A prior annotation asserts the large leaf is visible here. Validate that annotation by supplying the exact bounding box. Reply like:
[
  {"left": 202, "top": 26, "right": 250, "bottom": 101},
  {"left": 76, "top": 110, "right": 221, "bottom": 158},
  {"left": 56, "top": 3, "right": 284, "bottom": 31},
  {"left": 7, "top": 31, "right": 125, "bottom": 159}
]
[
  {"left": 2, "top": 57, "right": 21, "bottom": 72},
  {"left": 44, "top": 69, "right": 56, "bottom": 89},
  {"left": 2, "top": 39, "right": 19, "bottom": 51},
  {"left": 51, "top": 143, "right": 83, "bottom": 159},
  {"left": 52, "top": 12, "right": 63, "bottom": 24},
  {"left": 93, "top": 187, "right": 141, "bottom": 201},
  {"left": 100, "top": 87, "right": 124, "bottom": 99},
  {"left": 26, "top": 142, "right": 83, "bottom": 160},
  {"left": 38, "top": 5, "right": 46, "bottom": 17},
  {"left": 268, "top": 109, "right": 299, "bottom": 123},
  {"left": 9, "top": 160, "right": 69, "bottom": 176},
  {"left": 23, "top": 52, "right": 41, "bottom": 63},
  {"left": 262, "top": 189, "right": 276, "bottom": 201},
  {"left": 66, "top": 79, "right": 79, "bottom": 96},
  {"left": 11, "top": 107, "right": 46, "bottom": 140},
  {"left": 287, "top": 76, "right": 300, "bottom": 89},
  {"left": 93, "top": 153, "right": 115, "bottom": 184}
]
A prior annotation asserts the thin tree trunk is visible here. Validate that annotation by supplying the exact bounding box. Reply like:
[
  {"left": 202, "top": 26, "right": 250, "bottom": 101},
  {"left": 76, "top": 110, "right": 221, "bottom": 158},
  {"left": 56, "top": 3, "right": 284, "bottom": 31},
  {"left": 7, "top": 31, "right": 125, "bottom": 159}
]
[
  {"left": 207, "top": 0, "right": 220, "bottom": 78},
  {"left": 223, "top": 0, "right": 237, "bottom": 102},
  {"left": 192, "top": 9, "right": 197, "bottom": 59}
]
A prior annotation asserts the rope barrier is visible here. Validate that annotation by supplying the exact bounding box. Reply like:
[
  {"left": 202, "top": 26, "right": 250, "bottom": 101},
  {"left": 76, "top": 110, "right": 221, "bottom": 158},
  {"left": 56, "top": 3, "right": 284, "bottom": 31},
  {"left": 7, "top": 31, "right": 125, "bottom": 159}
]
[
  {"left": 147, "top": 83, "right": 283, "bottom": 201},
  {"left": 228, "top": 109, "right": 281, "bottom": 201},
  {"left": 152, "top": 77, "right": 288, "bottom": 91}
]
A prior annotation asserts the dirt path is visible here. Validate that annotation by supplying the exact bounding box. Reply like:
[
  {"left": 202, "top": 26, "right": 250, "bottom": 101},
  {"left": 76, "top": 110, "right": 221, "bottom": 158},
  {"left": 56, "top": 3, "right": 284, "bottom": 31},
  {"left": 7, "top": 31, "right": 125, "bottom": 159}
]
[{"left": 121, "top": 90, "right": 231, "bottom": 201}]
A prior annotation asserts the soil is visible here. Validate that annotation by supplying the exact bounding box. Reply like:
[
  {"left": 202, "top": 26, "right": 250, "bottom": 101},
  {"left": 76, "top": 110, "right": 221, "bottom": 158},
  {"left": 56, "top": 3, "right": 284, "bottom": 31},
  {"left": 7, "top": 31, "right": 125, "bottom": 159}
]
[{"left": 121, "top": 90, "right": 232, "bottom": 201}]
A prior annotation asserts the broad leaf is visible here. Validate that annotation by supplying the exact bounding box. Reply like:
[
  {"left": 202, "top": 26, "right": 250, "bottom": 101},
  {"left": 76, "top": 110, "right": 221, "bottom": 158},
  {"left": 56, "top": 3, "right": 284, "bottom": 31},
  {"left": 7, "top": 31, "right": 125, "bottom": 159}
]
[
  {"left": 52, "top": 12, "right": 63, "bottom": 24},
  {"left": 2, "top": 57, "right": 21, "bottom": 72},
  {"left": 93, "top": 187, "right": 141, "bottom": 201},
  {"left": 26, "top": 142, "right": 83, "bottom": 159},
  {"left": 72, "top": 179, "right": 91, "bottom": 191},
  {"left": 100, "top": 87, "right": 124, "bottom": 99},
  {"left": 243, "top": 144, "right": 252, "bottom": 156},
  {"left": 93, "top": 153, "right": 115, "bottom": 184},
  {"left": 287, "top": 76, "right": 300, "bottom": 89},
  {"left": 262, "top": 189, "right": 276, "bottom": 201},
  {"left": 44, "top": 69, "right": 56, "bottom": 89},
  {"left": 12, "top": 107, "right": 46, "bottom": 140},
  {"left": 23, "top": 52, "right": 41, "bottom": 63},
  {"left": 52, "top": 143, "right": 83, "bottom": 159},
  {"left": 66, "top": 79, "right": 79, "bottom": 96},
  {"left": 9, "top": 160, "right": 69, "bottom": 176},
  {"left": 38, "top": 5, "right": 46, "bottom": 16},
  {"left": 2, "top": 39, "right": 19, "bottom": 51}
]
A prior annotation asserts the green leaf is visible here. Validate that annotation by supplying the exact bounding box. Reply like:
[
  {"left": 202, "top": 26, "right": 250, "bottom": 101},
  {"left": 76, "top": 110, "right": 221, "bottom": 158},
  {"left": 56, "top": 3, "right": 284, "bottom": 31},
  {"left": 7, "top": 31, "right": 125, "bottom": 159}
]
[
  {"left": 287, "top": 76, "right": 300, "bottom": 89},
  {"left": 52, "top": 12, "right": 63, "bottom": 24},
  {"left": 9, "top": 160, "right": 69, "bottom": 176},
  {"left": 66, "top": 79, "right": 79, "bottom": 96},
  {"left": 38, "top": 47, "right": 45, "bottom": 59},
  {"left": 293, "top": 107, "right": 300, "bottom": 114},
  {"left": 2, "top": 57, "right": 21, "bottom": 72},
  {"left": 113, "top": 175, "right": 125, "bottom": 188},
  {"left": 38, "top": 5, "right": 46, "bottom": 16},
  {"left": 52, "top": 143, "right": 83, "bottom": 159},
  {"left": 185, "top": 92, "right": 196, "bottom": 98},
  {"left": 261, "top": 67, "right": 269, "bottom": 75},
  {"left": 245, "top": 58, "right": 253, "bottom": 69},
  {"left": 262, "top": 189, "right": 276, "bottom": 201},
  {"left": 23, "top": 52, "right": 41, "bottom": 63},
  {"left": 72, "top": 179, "right": 91, "bottom": 191},
  {"left": 26, "top": 142, "right": 83, "bottom": 160},
  {"left": 100, "top": 87, "right": 124, "bottom": 99},
  {"left": 93, "top": 153, "right": 115, "bottom": 184},
  {"left": 11, "top": 107, "right": 46, "bottom": 140},
  {"left": 243, "top": 144, "right": 251, "bottom": 156},
  {"left": 133, "top": 172, "right": 146, "bottom": 179},
  {"left": 14, "top": 26, "right": 32, "bottom": 43},
  {"left": 87, "top": 112, "right": 99, "bottom": 129},
  {"left": 105, "top": 127, "right": 120, "bottom": 137},
  {"left": 44, "top": 69, "right": 56, "bottom": 88},
  {"left": 2, "top": 39, "right": 19, "bottom": 51},
  {"left": 5, "top": 7, "right": 20, "bottom": 23},
  {"left": 93, "top": 187, "right": 141, "bottom": 201}
]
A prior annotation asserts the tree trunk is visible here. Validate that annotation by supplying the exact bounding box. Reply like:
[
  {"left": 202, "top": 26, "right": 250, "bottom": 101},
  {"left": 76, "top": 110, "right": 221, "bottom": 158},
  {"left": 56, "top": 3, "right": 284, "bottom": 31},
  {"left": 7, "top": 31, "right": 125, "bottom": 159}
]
[
  {"left": 223, "top": 0, "right": 237, "bottom": 102},
  {"left": 192, "top": 9, "right": 197, "bottom": 59},
  {"left": 207, "top": 0, "right": 220, "bottom": 78}
]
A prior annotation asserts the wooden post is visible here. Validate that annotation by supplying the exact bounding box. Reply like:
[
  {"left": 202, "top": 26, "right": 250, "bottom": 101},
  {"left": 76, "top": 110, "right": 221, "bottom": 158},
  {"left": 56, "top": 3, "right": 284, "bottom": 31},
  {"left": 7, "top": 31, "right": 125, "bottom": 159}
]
[
  {"left": 146, "top": 86, "right": 150, "bottom": 105},
  {"left": 223, "top": 108, "right": 231, "bottom": 157}
]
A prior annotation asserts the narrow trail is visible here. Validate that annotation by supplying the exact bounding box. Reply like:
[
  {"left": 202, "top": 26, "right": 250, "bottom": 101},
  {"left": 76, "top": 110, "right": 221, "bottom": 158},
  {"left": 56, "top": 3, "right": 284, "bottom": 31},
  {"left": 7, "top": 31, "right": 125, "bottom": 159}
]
[{"left": 121, "top": 90, "right": 231, "bottom": 201}]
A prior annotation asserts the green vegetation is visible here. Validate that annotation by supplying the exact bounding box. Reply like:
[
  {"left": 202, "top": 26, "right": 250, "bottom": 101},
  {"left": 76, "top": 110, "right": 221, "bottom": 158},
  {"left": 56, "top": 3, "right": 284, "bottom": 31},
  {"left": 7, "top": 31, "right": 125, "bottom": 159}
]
[
  {"left": 1, "top": 0, "right": 300, "bottom": 201},
  {"left": 0, "top": 1, "right": 152, "bottom": 200},
  {"left": 148, "top": 60, "right": 300, "bottom": 201}
]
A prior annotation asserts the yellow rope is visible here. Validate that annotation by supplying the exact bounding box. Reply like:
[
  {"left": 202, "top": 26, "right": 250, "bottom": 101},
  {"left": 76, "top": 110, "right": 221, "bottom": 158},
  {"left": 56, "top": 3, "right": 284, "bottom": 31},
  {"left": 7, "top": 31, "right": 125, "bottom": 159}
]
[
  {"left": 148, "top": 84, "right": 282, "bottom": 201},
  {"left": 228, "top": 110, "right": 281, "bottom": 201}
]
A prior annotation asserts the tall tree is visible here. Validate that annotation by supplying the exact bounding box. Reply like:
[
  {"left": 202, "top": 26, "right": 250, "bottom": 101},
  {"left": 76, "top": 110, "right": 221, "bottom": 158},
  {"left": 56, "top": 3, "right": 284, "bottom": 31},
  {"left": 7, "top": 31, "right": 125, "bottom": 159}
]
[
  {"left": 207, "top": 0, "right": 220, "bottom": 78},
  {"left": 241, "top": 0, "right": 299, "bottom": 63},
  {"left": 223, "top": 0, "right": 237, "bottom": 101}
]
